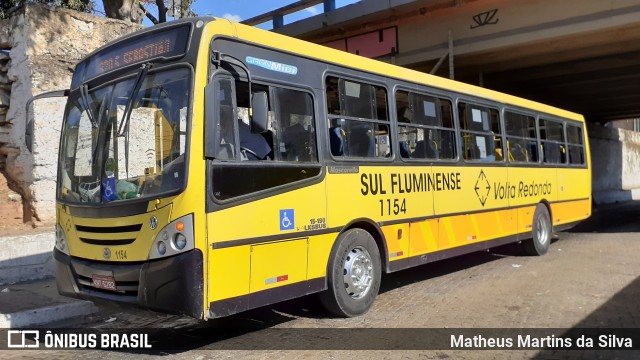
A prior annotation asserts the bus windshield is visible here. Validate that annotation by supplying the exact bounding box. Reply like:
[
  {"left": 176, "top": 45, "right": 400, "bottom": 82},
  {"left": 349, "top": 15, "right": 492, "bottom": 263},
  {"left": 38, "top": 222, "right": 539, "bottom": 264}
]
[{"left": 57, "top": 67, "right": 191, "bottom": 204}]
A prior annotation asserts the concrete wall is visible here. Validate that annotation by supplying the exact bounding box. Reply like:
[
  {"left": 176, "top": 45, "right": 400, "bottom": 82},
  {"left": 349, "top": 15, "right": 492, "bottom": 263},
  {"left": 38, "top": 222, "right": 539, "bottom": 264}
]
[
  {"left": 0, "top": 4, "right": 140, "bottom": 224},
  {"left": 0, "top": 232, "right": 55, "bottom": 285},
  {"left": 589, "top": 123, "right": 640, "bottom": 204}
]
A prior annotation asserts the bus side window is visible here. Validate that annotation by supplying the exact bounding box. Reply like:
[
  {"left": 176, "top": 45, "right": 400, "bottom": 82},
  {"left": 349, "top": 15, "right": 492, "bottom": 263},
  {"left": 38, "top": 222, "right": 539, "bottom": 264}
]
[
  {"left": 209, "top": 83, "right": 321, "bottom": 201},
  {"left": 326, "top": 76, "right": 390, "bottom": 159},
  {"left": 540, "top": 119, "right": 566, "bottom": 164},
  {"left": 273, "top": 88, "right": 317, "bottom": 162},
  {"left": 566, "top": 123, "right": 585, "bottom": 165},
  {"left": 395, "top": 90, "right": 456, "bottom": 161},
  {"left": 505, "top": 111, "right": 538, "bottom": 163},
  {"left": 234, "top": 82, "right": 273, "bottom": 161},
  {"left": 458, "top": 103, "right": 503, "bottom": 162}
]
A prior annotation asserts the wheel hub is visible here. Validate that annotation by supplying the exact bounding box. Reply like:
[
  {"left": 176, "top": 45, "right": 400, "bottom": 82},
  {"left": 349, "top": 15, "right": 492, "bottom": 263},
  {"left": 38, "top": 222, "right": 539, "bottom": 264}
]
[
  {"left": 536, "top": 214, "right": 550, "bottom": 245},
  {"left": 343, "top": 247, "right": 374, "bottom": 299}
]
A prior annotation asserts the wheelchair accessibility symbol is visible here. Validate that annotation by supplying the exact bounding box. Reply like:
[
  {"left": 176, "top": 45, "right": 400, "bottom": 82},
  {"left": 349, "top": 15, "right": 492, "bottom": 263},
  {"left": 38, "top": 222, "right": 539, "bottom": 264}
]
[
  {"left": 102, "top": 177, "right": 116, "bottom": 202},
  {"left": 280, "top": 209, "right": 294, "bottom": 230}
]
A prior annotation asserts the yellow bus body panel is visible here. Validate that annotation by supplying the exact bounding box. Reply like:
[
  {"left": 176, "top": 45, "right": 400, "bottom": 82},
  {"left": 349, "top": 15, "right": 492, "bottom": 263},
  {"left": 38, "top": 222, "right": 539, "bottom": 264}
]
[
  {"left": 58, "top": 203, "right": 172, "bottom": 261},
  {"left": 249, "top": 238, "right": 308, "bottom": 293}
]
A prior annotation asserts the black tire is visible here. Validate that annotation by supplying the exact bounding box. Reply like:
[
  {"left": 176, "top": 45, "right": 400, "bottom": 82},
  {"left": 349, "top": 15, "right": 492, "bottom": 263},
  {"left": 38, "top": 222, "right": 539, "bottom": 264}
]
[
  {"left": 522, "top": 203, "right": 552, "bottom": 256},
  {"left": 319, "top": 228, "right": 382, "bottom": 317}
]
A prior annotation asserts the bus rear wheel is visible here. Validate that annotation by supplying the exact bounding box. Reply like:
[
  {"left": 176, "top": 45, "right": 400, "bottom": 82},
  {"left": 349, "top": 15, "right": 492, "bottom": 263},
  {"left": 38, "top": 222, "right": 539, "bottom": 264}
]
[
  {"left": 522, "top": 203, "right": 552, "bottom": 256},
  {"left": 320, "top": 228, "right": 381, "bottom": 317}
]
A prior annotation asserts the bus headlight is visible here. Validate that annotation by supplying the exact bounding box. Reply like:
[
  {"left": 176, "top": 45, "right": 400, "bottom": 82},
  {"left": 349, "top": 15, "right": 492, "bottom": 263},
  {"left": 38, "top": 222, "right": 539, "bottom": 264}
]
[
  {"left": 173, "top": 233, "right": 187, "bottom": 250},
  {"left": 157, "top": 241, "right": 167, "bottom": 256},
  {"left": 55, "top": 224, "right": 70, "bottom": 255},
  {"left": 148, "top": 214, "right": 194, "bottom": 259}
]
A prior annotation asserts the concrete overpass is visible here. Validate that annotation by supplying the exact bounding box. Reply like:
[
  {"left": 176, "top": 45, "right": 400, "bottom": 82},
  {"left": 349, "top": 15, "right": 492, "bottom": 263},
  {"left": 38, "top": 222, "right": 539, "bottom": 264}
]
[
  {"left": 244, "top": 0, "right": 640, "bottom": 123},
  {"left": 243, "top": 0, "right": 640, "bottom": 202}
]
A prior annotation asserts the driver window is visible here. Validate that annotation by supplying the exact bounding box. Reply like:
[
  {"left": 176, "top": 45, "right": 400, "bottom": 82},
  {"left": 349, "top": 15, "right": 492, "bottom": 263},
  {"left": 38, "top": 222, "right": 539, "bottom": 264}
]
[
  {"left": 235, "top": 82, "right": 273, "bottom": 161},
  {"left": 217, "top": 80, "right": 318, "bottom": 163},
  {"left": 208, "top": 80, "right": 321, "bottom": 201}
]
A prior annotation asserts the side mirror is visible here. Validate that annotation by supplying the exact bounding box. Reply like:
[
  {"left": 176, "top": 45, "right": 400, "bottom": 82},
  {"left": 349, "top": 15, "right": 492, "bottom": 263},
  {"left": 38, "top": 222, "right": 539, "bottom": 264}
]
[
  {"left": 25, "top": 89, "right": 69, "bottom": 152},
  {"left": 250, "top": 91, "right": 268, "bottom": 133}
]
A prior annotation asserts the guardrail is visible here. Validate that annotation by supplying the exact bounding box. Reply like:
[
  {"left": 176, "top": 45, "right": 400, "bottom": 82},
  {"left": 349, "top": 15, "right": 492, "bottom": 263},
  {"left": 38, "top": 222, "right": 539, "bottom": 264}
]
[{"left": 241, "top": 0, "right": 336, "bottom": 28}]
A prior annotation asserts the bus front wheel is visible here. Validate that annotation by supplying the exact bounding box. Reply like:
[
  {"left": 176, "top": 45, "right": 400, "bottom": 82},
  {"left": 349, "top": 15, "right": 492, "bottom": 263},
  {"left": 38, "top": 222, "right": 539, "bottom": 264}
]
[
  {"left": 320, "top": 228, "right": 381, "bottom": 317},
  {"left": 522, "top": 203, "right": 552, "bottom": 256}
]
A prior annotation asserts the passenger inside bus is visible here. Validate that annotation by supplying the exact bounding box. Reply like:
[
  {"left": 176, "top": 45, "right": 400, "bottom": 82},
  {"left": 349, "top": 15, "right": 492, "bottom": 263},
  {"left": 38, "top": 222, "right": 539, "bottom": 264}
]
[
  {"left": 282, "top": 122, "right": 309, "bottom": 161},
  {"left": 238, "top": 118, "right": 272, "bottom": 160},
  {"left": 413, "top": 139, "right": 437, "bottom": 159}
]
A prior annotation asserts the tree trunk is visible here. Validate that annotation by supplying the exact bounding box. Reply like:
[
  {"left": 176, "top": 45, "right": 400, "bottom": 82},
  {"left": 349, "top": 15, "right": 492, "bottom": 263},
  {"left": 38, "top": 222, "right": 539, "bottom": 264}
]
[
  {"left": 102, "top": 0, "right": 145, "bottom": 23},
  {"left": 155, "top": 0, "right": 167, "bottom": 23}
]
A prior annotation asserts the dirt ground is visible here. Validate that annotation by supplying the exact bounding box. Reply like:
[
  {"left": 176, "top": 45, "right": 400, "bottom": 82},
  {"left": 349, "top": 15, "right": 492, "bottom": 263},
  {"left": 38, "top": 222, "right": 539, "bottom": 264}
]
[{"left": 0, "top": 170, "right": 38, "bottom": 236}]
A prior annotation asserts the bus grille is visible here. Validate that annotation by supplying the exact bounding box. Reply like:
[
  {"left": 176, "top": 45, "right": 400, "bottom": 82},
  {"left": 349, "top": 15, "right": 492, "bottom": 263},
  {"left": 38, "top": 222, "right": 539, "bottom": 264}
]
[{"left": 76, "top": 224, "right": 142, "bottom": 246}]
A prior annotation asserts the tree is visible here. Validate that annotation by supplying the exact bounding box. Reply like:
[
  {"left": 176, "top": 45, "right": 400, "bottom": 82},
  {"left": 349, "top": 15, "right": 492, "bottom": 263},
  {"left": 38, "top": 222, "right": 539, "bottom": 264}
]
[
  {"left": 102, "top": 0, "right": 196, "bottom": 24},
  {"left": 0, "top": 0, "right": 94, "bottom": 19},
  {"left": 0, "top": 0, "right": 197, "bottom": 23},
  {"left": 101, "top": 0, "right": 143, "bottom": 23}
]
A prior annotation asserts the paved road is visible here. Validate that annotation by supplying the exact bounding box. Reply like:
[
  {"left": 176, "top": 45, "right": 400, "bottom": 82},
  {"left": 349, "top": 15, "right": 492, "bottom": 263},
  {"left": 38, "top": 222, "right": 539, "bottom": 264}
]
[{"left": 5, "top": 201, "right": 640, "bottom": 359}]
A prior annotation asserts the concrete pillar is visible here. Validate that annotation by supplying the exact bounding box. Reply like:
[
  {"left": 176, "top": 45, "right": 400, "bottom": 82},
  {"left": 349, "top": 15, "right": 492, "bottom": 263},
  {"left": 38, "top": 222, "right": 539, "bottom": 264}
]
[
  {"left": 273, "top": 14, "right": 284, "bottom": 29},
  {"left": 324, "top": 0, "right": 336, "bottom": 13},
  {"left": 588, "top": 123, "right": 640, "bottom": 204}
]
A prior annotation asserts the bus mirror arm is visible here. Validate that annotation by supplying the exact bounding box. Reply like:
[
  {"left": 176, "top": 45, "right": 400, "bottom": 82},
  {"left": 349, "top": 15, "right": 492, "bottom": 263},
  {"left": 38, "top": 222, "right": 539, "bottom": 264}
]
[
  {"left": 213, "top": 51, "right": 253, "bottom": 99},
  {"left": 25, "top": 89, "right": 70, "bottom": 153},
  {"left": 213, "top": 51, "right": 266, "bottom": 133}
]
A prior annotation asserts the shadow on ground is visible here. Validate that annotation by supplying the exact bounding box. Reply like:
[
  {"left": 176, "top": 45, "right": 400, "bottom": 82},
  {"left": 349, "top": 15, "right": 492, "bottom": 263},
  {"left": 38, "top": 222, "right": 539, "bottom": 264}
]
[
  {"left": 568, "top": 200, "right": 640, "bottom": 233},
  {"left": 532, "top": 274, "right": 640, "bottom": 359}
]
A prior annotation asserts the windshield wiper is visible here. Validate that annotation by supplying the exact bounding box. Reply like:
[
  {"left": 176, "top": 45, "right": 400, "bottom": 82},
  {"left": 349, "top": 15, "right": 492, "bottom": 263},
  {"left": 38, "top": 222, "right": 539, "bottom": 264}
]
[
  {"left": 117, "top": 63, "right": 151, "bottom": 137},
  {"left": 116, "top": 62, "right": 151, "bottom": 178},
  {"left": 79, "top": 84, "right": 98, "bottom": 128},
  {"left": 91, "top": 92, "right": 110, "bottom": 170}
]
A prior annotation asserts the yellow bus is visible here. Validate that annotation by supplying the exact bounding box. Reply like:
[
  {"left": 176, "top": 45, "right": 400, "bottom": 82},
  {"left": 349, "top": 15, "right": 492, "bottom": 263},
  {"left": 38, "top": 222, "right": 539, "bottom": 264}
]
[{"left": 51, "top": 17, "right": 591, "bottom": 319}]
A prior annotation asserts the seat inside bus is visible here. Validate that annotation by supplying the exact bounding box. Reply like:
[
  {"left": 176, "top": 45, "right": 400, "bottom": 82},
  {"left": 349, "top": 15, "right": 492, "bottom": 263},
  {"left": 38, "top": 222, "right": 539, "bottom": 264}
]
[
  {"left": 349, "top": 125, "right": 375, "bottom": 157},
  {"left": 329, "top": 126, "right": 344, "bottom": 156}
]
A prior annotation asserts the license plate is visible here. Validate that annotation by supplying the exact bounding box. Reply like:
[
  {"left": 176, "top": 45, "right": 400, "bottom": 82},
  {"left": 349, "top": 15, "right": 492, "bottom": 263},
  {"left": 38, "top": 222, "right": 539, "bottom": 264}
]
[{"left": 92, "top": 274, "right": 117, "bottom": 291}]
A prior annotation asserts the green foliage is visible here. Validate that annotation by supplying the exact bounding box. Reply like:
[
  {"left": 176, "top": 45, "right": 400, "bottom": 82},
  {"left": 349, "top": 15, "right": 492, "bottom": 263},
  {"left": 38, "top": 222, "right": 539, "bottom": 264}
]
[{"left": 0, "top": 0, "right": 94, "bottom": 19}]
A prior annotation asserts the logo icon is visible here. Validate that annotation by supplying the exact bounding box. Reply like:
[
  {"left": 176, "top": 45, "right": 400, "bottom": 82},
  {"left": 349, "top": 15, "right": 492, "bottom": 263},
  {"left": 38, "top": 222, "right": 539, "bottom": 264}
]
[
  {"left": 279, "top": 209, "right": 294, "bottom": 231},
  {"left": 103, "top": 247, "right": 111, "bottom": 260},
  {"left": 475, "top": 170, "right": 491, "bottom": 206},
  {"left": 7, "top": 330, "right": 40, "bottom": 348},
  {"left": 149, "top": 216, "right": 158, "bottom": 230},
  {"left": 246, "top": 56, "right": 298, "bottom": 75},
  {"left": 470, "top": 9, "right": 499, "bottom": 29}
]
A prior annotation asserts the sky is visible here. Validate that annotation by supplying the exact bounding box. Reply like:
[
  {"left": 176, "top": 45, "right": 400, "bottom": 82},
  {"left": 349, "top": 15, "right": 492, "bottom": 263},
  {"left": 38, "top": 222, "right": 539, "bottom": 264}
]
[
  {"left": 194, "top": 0, "right": 360, "bottom": 29},
  {"left": 97, "top": 1, "right": 361, "bottom": 29}
]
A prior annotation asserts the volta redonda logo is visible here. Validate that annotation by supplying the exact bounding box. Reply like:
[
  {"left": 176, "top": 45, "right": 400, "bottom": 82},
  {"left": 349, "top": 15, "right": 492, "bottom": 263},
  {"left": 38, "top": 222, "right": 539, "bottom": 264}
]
[{"left": 475, "top": 170, "right": 552, "bottom": 207}]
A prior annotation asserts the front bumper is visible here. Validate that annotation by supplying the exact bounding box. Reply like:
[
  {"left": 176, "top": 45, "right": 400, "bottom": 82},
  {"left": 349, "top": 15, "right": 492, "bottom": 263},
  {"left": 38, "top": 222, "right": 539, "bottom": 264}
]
[{"left": 54, "top": 248, "right": 204, "bottom": 319}]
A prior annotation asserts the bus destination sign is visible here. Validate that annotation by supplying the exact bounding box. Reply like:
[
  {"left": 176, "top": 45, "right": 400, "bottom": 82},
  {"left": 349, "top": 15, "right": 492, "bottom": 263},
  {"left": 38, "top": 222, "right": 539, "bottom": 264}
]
[
  {"left": 98, "top": 37, "right": 172, "bottom": 73},
  {"left": 81, "top": 25, "right": 190, "bottom": 81}
]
